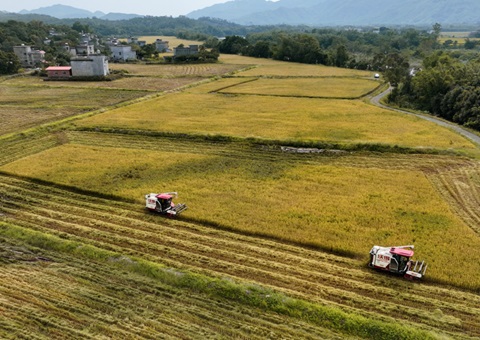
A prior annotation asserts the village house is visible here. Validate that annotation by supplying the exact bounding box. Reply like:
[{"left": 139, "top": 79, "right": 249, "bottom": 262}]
[
  {"left": 128, "top": 37, "right": 147, "bottom": 47},
  {"left": 13, "top": 45, "right": 46, "bottom": 68},
  {"left": 155, "top": 39, "right": 169, "bottom": 52},
  {"left": 173, "top": 45, "right": 199, "bottom": 57},
  {"left": 45, "top": 66, "right": 72, "bottom": 79},
  {"left": 110, "top": 45, "right": 137, "bottom": 62},
  {"left": 75, "top": 44, "right": 96, "bottom": 56},
  {"left": 70, "top": 55, "right": 109, "bottom": 77}
]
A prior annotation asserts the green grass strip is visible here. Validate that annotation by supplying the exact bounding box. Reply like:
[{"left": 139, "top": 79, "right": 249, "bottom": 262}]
[{"left": 0, "top": 222, "right": 439, "bottom": 340}]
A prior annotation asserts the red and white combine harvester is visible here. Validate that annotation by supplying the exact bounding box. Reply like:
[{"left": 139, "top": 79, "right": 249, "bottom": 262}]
[
  {"left": 368, "top": 245, "right": 427, "bottom": 279},
  {"left": 145, "top": 192, "right": 187, "bottom": 217}
]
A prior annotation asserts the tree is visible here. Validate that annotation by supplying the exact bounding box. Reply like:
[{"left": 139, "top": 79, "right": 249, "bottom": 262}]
[
  {"left": 0, "top": 51, "right": 20, "bottom": 74},
  {"left": 218, "top": 36, "right": 248, "bottom": 54},
  {"left": 333, "top": 45, "right": 349, "bottom": 67},
  {"left": 383, "top": 53, "right": 410, "bottom": 86}
]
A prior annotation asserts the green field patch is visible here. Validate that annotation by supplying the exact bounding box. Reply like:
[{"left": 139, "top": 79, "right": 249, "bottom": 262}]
[
  {"left": 74, "top": 92, "right": 476, "bottom": 150},
  {"left": 2, "top": 143, "right": 479, "bottom": 288},
  {"left": 217, "top": 77, "right": 380, "bottom": 98}
]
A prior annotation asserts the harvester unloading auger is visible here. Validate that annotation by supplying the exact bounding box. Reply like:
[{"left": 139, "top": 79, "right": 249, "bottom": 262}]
[
  {"left": 145, "top": 192, "right": 187, "bottom": 216},
  {"left": 368, "top": 245, "right": 427, "bottom": 279}
]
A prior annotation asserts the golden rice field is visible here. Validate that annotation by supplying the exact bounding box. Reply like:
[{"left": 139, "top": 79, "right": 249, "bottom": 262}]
[
  {"left": 1, "top": 52, "right": 480, "bottom": 338},
  {"left": 0, "top": 158, "right": 479, "bottom": 339},
  {"left": 217, "top": 77, "right": 380, "bottom": 98},
  {"left": 74, "top": 90, "right": 475, "bottom": 150},
  {"left": 222, "top": 55, "right": 374, "bottom": 78},
  {"left": 2, "top": 138, "right": 479, "bottom": 290}
]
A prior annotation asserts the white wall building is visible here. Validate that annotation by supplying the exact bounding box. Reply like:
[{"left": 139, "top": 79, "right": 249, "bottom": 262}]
[
  {"left": 110, "top": 45, "right": 137, "bottom": 61},
  {"left": 71, "top": 55, "right": 109, "bottom": 77},
  {"left": 13, "top": 45, "right": 45, "bottom": 67}
]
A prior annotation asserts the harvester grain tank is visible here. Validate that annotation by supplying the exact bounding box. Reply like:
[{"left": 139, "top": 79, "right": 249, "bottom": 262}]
[
  {"left": 145, "top": 192, "right": 187, "bottom": 216},
  {"left": 368, "top": 245, "right": 427, "bottom": 279}
]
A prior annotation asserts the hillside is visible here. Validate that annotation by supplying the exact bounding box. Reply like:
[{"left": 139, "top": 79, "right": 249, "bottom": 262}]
[
  {"left": 18, "top": 4, "right": 142, "bottom": 20},
  {"left": 187, "top": 0, "right": 480, "bottom": 26}
]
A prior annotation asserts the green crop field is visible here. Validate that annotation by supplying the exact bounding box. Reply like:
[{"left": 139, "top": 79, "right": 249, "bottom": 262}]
[{"left": 1, "top": 53, "right": 480, "bottom": 339}]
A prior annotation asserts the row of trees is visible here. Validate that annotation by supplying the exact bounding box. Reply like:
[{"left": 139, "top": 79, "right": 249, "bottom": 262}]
[
  {"left": 216, "top": 26, "right": 440, "bottom": 70},
  {"left": 389, "top": 52, "right": 480, "bottom": 130}
]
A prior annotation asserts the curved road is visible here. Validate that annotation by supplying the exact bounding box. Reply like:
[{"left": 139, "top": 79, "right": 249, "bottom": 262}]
[{"left": 371, "top": 87, "right": 480, "bottom": 147}]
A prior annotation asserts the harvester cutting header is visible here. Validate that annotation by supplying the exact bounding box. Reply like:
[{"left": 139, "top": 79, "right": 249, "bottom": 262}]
[
  {"left": 368, "top": 245, "right": 427, "bottom": 279},
  {"left": 145, "top": 192, "right": 187, "bottom": 216}
]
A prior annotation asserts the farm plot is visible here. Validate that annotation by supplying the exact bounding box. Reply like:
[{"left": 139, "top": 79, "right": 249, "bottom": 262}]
[
  {"left": 0, "top": 84, "right": 151, "bottom": 135},
  {"left": 217, "top": 77, "right": 381, "bottom": 98},
  {"left": 219, "top": 54, "right": 374, "bottom": 78},
  {"left": 2, "top": 140, "right": 480, "bottom": 289},
  {"left": 2, "top": 75, "right": 207, "bottom": 92},
  {"left": 0, "top": 234, "right": 340, "bottom": 339},
  {"left": 222, "top": 55, "right": 373, "bottom": 78},
  {"left": 73, "top": 91, "right": 476, "bottom": 150},
  {"left": 109, "top": 62, "right": 247, "bottom": 77},
  {"left": 0, "top": 174, "right": 479, "bottom": 339}
]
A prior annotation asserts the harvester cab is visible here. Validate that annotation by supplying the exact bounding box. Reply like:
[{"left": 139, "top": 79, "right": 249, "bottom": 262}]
[
  {"left": 145, "top": 192, "right": 187, "bottom": 216},
  {"left": 368, "top": 245, "right": 427, "bottom": 279}
]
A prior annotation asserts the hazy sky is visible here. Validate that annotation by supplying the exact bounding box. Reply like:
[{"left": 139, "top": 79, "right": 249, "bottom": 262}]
[{"left": 1, "top": 0, "right": 232, "bottom": 17}]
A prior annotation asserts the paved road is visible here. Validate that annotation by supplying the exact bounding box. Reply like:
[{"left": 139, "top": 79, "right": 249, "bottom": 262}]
[{"left": 371, "top": 87, "right": 480, "bottom": 147}]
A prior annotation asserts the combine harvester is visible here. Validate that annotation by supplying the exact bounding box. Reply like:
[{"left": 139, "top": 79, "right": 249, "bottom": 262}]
[
  {"left": 368, "top": 245, "right": 427, "bottom": 279},
  {"left": 145, "top": 192, "right": 187, "bottom": 217}
]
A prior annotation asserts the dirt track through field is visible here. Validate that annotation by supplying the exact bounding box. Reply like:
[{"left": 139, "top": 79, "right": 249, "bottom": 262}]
[{"left": 0, "top": 174, "right": 479, "bottom": 338}]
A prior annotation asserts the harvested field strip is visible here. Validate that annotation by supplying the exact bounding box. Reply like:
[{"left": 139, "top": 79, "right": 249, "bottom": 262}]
[
  {"left": 109, "top": 63, "right": 247, "bottom": 77},
  {"left": 2, "top": 204, "right": 475, "bottom": 335},
  {"left": 66, "top": 131, "right": 475, "bottom": 170},
  {"left": 0, "top": 134, "right": 59, "bottom": 166},
  {"left": 0, "top": 247, "right": 336, "bottom": 339},
  {"left": 0, "top": 175, "right": 478, "bottom": 338},
  {"left": 428, "top": 164, "right": 480, "bottom": 234}
]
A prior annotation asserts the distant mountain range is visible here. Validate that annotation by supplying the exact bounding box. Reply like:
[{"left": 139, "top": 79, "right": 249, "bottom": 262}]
[
  {"left": 187, "top": 0, "right": 480, "bottom": 26},
  {"left": 18, "top": 4, "right": 142, "bottom": 21},
  {"left": 5, "top": 1, "right": 480, "bottom": 26}
]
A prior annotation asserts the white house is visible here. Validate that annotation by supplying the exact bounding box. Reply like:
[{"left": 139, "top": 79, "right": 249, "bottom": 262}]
[
  {"left": 110, "top": 45, "right": 137, "bottom": 62},
  {"left": 13, "top": 45, "right": 45, "bottom": 67},
  {"left": 155, "top": 39, "right": 169, "bottom": 52},
  {"left": 70, "top": 55, "right": 109, "bottom": 77}
]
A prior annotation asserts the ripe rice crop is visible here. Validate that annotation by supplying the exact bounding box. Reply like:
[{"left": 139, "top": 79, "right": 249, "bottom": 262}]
[
  {"left": 2, "top": 143, "right": 479, "bottom": 289},
  {"left": 218, "top": 77, "right": 380, "bottom": 98},
  {"left": 74, "top": 91, "right": 476, "bottom": 150},
  {"left": 221, "top": 55, "right": 373, "bottom": 78}
]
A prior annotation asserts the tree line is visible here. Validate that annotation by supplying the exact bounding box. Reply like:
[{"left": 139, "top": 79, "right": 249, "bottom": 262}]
[
  {"left": 215, "top": 27, "right": 439, "bottom": 70},
  {"left": 389, "top": 51, "right": 480, "bottom": 131}
]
